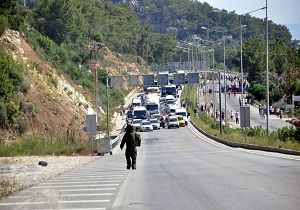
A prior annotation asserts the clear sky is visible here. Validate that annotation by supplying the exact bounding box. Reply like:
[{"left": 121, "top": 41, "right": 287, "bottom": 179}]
[{"left": 199, "top": 0, "right": 300, "bottom": 40}]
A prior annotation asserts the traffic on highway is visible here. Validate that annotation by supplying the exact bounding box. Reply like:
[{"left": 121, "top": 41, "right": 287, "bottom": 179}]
[{"left": 126, "top": 84, "right": 189, "bottom": 131}]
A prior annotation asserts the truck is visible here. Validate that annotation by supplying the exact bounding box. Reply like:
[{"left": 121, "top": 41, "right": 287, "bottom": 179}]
[
  {"left": 132, "top": 106, "right": 148, "bottom": 120},
  {"left": 175, "top": 107, "right": 189, "bottom": 125},
  {"left": 145, "top": 93, "right": 160, "bottom": 116}
]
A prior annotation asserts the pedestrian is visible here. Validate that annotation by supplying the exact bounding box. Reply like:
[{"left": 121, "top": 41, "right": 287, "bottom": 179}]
[
  {"left": 235, "top": 111, "right": 239, "bottom": 124},
  {"left": 120, "top": 124, "right": 141, "bottom": 170},
  {"left": 221, "top": 111, "right": 225, "bottom": 121}
]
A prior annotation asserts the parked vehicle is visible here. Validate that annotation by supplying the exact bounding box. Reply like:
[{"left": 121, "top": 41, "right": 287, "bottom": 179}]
[{"left": 140, "top": 120, "right": 153, "bottom": 132}]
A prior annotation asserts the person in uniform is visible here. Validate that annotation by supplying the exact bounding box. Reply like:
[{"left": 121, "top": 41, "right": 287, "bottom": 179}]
[{"left": 120, "top": 124, "right": 141, "bottom": 170}]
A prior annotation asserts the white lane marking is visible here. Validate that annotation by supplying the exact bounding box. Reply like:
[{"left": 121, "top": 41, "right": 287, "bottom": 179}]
[
  {"left": 59, "top": 174, "right": 124, "bottom": 178},
  {"left": 238, "top": 149, "right": 300, "bottom": 161},
  {"left": 36, "top": 208, "right": 106, "bottom": 210},
  {"left": 59, "top": 200, "right": 110, "bottom": 203},
  {"left": 188, "top": 125, "right": 225, "bottom": 149},
  {"left": 0, "top": 200, "right": 110, "bottom": 206},
  {"left": 0, "top": 201, "right": 47, "bottom": 206},
  {"left": 50, "top": 177, "right": 123, "bottom": 181},
  {"left": 189, "top": 124, "right": 300, "bottom": 161},
  {"left": 59, "top": 188, "right": 116, "bottom": 192},
  {"left": 10, "top": 193, "right": 113, "bottom": 199},
  {"left": 41, "top": 180, "right": 120, "bottom": 185},
  {"left": 64, "top": 172, "right": 124, "bottom": 175},
  {"left": 32, "top": 184, "right": 119, "bottom": 188}
]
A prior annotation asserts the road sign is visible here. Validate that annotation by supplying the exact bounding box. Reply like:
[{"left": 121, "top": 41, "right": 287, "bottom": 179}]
[
  {"left": 86, "top": 113, "right": 97, "bottom": 136},
  {"left": 110, "top": 76, "right": 123, "bottom": 87},
  {"left": 293, "top": 95, "right": 300, "bottom": 101},
  {"left": 143, "top": 74, "right": 155, "bottom": 86},
  {"left": 240, "top": 106, "right": 250, "bottom": 128},
  {"left": 173, "top": 73, "right": 185, "bottom": 85},
  {"left": 187, "top": 72, "right": 199, "bottom": 84},
  {"left": 129, "top": 75, "right": 140, "bottom": 86},
  {"left": 157, "top": 73, "right": 169, "bottom": 86}
]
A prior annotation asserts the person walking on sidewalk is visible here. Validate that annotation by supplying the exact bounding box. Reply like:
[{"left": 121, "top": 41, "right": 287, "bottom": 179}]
[
  {"left": 120, "top": 124, "right": 141, "bottom": 170},
  {"left": 235, "top": 111, "right": 239, "bottom": 124}
]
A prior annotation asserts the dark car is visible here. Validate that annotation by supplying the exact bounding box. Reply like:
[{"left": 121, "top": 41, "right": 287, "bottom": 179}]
[{"left": 126, "top": 110, "right": 133, "bottom": 120}]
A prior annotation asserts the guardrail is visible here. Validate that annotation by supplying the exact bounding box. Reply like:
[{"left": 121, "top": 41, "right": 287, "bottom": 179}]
[{"left": 190, "top": 120, "right": 300, "bottom": 156}]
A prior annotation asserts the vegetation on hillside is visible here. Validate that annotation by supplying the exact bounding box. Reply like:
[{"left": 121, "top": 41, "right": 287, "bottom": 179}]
[
  {"left": 0, "top": 54, "right": 29, "bottom": 134},
  {"left": 232, "top": 37, "right": 300, "bottom": 105}
]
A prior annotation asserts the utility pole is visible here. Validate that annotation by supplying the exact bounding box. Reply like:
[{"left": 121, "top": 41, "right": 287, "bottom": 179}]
[
  {"left": 106, "top": 74, "right": 112, "bottom": 155},
  {"left": 90, "top": 42, "right": 103, "bottom": 127},
  {"left": 219, "top": 70, "right": 222, "bottom": 134}
]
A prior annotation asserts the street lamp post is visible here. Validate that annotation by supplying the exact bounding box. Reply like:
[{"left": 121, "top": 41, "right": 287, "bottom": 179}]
[
  {"left": 241, "top": 4, "right": 268, "bottom": 133},
  {"left": 266, "top": 0, "right": 270, "bottom": 134}
]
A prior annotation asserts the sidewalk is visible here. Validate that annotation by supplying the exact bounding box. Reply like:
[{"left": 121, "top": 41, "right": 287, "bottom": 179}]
[{"left": 197, "top": 88, "right": 292, "bottom": 130}]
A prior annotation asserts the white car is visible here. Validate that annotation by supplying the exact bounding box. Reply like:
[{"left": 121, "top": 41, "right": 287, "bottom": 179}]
[
  {"left": 131, "top": 119, "right": 142, "bottom": 131},
  {"left": 140, "top": 120, "right": 153, "bottom": 132},
  {"left": 150, "top": 119, "right": 160, "bottom": 130},
  {"left": 167, "top": 116, "right": 179, "bottom": 129}
]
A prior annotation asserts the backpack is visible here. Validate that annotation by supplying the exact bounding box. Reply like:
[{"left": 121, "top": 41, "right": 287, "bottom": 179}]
[{"left": 135, "top": 133, "right": 141, "bottom": 147}]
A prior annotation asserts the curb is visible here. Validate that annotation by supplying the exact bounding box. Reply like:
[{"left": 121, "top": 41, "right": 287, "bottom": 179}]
[{"left": 190, "top": 120, "right": 300, "bottom": 156}]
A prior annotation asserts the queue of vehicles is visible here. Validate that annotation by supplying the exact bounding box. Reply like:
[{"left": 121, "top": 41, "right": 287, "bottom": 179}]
[{"left": 126, "top": 84, "right": 189, "bottom": 132}]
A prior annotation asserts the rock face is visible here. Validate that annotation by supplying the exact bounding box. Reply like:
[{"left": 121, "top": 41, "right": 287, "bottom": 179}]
[{"left": 0, "top": 29, "right": 24, "bottom": 54}]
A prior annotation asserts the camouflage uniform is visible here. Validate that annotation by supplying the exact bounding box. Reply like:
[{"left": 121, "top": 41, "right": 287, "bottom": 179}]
[{"left": 120, "top": 124, "right": 140, "bottom": 169}]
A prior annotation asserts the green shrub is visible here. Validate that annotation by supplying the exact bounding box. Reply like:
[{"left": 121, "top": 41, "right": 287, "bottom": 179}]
[
  {"left": 247, "top": 126, "right": 267, "bottom": 137},
  {"left": 0, "top": 134, "right": 89, "bottom": 156},
  {"left": 0, "top": 16, "right": 8, "bottom": 36},
  {"left": 0, "top": 101, "right": 8, "bottom": 128},
  {"left": 276, "top": 126, "right": 296, "bottom": 141},
  {"left": 249, "top": 84, "right": 266, "bottom": 101}
]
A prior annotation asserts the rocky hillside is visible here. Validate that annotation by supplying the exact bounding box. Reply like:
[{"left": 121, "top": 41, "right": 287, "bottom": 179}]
[
  {"left": 0, "top": 29, "right": 139, "bottom": 142},
  {"left": 0, "top": 29, "right": 95, "bottom": 141}
]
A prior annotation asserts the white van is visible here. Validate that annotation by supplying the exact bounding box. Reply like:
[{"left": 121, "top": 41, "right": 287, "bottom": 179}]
[
  {"left": 132, "top": 106, "right": 148, "bottom": 120},
  {"left": 132, "top": 98, "right": 142, "bottom": 107},
  {"left": 175, "top": 107, "right": 189, "bottom": 125}
]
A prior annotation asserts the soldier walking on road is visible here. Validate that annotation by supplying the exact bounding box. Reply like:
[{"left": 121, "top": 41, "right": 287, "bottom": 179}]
[{"left": 120, "top": 124, "right": 141, "bottom": 170}]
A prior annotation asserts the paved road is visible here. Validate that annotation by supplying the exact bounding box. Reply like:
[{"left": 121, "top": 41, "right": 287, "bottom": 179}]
[
  {"left": 201, "top": 81, "right": 291, "bottom": 131},
  {"left": 1, "top": 126, "right": 300, "bottom": 210}
]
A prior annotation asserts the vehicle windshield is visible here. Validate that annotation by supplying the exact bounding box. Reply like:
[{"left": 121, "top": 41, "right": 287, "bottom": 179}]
[
  {"left": 150, "top": 119, "right": 158, "bottom": 124},
  {"left": 169, "top": 118, "right": 178, "bottom": 122},
  {"left": 165, "top": 86, "right": 176, "bottom": 96},
  {"left": 142, "top": 121, "right": 151, "bottom": 125},
  {"left": 133, "top": 119, "right": 142, "bottom": 124},
  {"left": 133, "top": 110, "right": 147, "bottom": 119},
  {"left": 177, "top": 116, "right": 184, "bottom": 121},
  {"left": 146, "top": 104, "right": 158, "bottom": 110},
  {"left": 176, "top": 112, "right": 187, "bottom": 117}
]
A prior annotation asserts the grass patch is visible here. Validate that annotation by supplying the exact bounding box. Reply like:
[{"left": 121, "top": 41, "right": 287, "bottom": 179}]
[
  {"left": 0, "top": 134, "right": 89, "bottom": 157},
  {"left": 182, "top": 85, "right": 300, "bottom": 152}
]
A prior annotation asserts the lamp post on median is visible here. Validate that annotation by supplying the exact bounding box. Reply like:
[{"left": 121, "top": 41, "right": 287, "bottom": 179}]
[
  {"left": 201, "top": 27, "right": 228, "bottom": 124},
  {"left": 241, "top": 4, "right": 269, "bottom": 133}
]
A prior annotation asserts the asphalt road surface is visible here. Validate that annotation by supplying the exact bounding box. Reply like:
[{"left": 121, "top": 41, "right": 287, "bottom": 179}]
[
  {"left": 204, "top": 81, "right": 291, "bottom": 131},
  {"left": 1, "top": 126, "right": 300, "bottom": 210}
]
